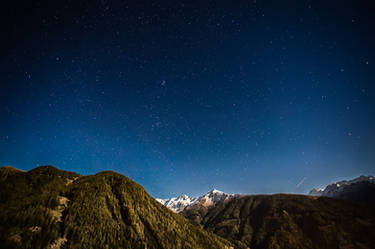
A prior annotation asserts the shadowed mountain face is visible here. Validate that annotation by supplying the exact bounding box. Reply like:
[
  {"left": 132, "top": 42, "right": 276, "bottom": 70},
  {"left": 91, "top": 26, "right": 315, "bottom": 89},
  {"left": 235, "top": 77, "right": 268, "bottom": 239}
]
[
  {"left": 332, "top": 181, "right": 375, "bottom": 204},
  {"left": 0, "top": 166, "right": 232, "bottom": 249},
  {"left": 308, "top": 176, "right": 375, "bottom": 205},
  {"left": 182, "top": 194, "right": 375, "bottom": 249}
]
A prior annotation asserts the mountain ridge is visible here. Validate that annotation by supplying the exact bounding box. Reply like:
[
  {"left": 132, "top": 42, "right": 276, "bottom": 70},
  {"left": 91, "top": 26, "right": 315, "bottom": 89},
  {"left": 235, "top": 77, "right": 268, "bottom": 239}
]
[
  {"left": 156, "top": 189, "right": 238, "bottom": 213},
  {"left": 0, "top": 165, "right": 233, "bottom": 249},
  {"left": 308, "top": 175, "right": 375, "bottom": 204},
  {"left": 182, "top": 193, "right": 375, "bottom": 249}
]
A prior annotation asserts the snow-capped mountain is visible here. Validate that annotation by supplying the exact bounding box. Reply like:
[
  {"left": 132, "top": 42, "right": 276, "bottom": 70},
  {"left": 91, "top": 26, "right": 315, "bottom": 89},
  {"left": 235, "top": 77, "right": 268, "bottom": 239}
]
[
  {"left": 156, "top": 189, "right": 236, "bottom": 213},
  {"left": 308, "top": 175, "right": 375, "bottom": 197},
  {"left": 156, "top": 195, "right": 198, "bottom": 213},
  {"left": 193, "top": 189, "right": 236, "bottom": 208}
]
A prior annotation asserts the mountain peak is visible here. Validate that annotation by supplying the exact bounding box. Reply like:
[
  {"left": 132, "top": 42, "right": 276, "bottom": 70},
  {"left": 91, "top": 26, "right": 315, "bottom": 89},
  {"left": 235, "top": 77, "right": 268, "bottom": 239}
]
[
  {"left": 0, "top": 166, "right": 26, "bottom": 180},
  {"left": 208, "top": 189, "right": 224, "bottom": 194},
  {"left": 0, "top": 165, "right": 24, "bottom": 171}
]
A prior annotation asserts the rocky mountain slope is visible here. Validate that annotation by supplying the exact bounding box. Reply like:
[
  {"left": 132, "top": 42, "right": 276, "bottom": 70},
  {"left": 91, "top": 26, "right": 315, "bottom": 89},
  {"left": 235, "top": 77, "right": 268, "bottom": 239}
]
[
  {"left": 182, "top": 194, "right": 375, "bottom": 249},
  {"left": 0, "top": 166, "right": 232, "bottom": 249}
]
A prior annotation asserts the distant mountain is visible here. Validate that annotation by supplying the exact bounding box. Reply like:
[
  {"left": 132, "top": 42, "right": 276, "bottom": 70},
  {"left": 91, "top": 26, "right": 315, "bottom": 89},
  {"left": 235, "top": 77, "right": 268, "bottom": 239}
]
[
  {"left": 156, "top": 189, "right": 237, "bottom": 213},
  {"left": 156, "top": 195, "right": 198, "bottom": 213},
  {"left": 0, "top": 166, "right": 232, "bottom": 249},
  {"left": 308, "top": 175, "right": 375, "bottom": 204},
  {"left": 182, "top": 194, "right": 375, "bottom": 249},
  {"left": 194, "top": 189, "right": 238, "bottom": 208},
  {"left": 308, "top": 188, "right": 324, "bottom": 196}
]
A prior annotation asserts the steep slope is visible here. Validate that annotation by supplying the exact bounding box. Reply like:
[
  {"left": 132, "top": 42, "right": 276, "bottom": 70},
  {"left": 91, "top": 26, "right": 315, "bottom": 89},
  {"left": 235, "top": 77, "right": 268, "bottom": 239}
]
[
  {"left": 183, "top": 194, "right": 375, "bottom": 249},
  {"left": 0, "top": 166, "right": 232, "bottom": 249},
  {"left": 0, "top": 165, "right": 81, "bottom": 249}
]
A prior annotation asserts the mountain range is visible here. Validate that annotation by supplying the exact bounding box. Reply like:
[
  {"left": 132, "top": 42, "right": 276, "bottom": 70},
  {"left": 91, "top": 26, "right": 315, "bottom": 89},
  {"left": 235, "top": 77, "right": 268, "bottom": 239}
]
[
  {"left": 182, "top": 193, "right": 375, "bottom": 249},
  {"left": 157, "top": 175, "right": 375, "bottom": 214},
  {"left": 158, "top": 175, "right": 375, "bottom": 248},
  {"left": 1, "top": 165, "right": 375, "bottom": 249},
  {"left": 156, "top": 189, "right": 237, "bottom": 213}
]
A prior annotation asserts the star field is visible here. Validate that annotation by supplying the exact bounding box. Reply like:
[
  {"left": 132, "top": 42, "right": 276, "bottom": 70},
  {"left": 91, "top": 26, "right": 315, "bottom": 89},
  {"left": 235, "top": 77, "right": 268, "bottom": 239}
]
[{"left": 1, "top": 0, "right": 375, "bottom": 198}]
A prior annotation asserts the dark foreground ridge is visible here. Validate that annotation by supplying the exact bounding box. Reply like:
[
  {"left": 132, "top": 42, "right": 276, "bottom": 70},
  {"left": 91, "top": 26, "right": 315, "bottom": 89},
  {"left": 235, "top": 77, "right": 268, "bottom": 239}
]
[
  {"left": 0, "top": 166, "right": 232, "bottom": 249},
  {"left": 183, "top": 194, "right": 375, "bottom": 249}
]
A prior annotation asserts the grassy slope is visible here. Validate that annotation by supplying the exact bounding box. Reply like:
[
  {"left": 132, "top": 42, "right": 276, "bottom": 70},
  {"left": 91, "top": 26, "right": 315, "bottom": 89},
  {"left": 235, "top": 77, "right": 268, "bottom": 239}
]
[
  {"left": 183, "top": 194, "right": 375, "bottom": 249},
  {"left": 0, "top": 166, "right": 231, "bottom": 249}
]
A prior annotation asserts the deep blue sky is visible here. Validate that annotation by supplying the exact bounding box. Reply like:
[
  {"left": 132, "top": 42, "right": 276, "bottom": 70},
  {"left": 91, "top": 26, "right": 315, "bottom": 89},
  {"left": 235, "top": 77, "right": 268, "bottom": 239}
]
[{"left": 1, "top": 0, "right": 374, "bottom": 198}]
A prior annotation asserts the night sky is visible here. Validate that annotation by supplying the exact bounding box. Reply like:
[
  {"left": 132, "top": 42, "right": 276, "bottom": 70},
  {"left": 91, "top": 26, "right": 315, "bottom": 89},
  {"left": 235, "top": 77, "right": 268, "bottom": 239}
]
[{"left": 1, "top": 1, "right": 375, "bottom": 198}]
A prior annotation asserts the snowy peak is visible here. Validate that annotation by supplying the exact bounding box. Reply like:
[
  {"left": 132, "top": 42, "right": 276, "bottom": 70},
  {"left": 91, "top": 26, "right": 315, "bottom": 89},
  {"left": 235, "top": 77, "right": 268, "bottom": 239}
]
[
  {"left": 156, "top": 195, "right": 198, "bottom": 213},
  {"left": 209, "top": 189, "right": 223, "bottom": 194},
  {"left": 156, "top": 189, "right": 236, "bottom": 213},
  {"left": 196, "top": 189, "right": 235, "bottom": 208}
]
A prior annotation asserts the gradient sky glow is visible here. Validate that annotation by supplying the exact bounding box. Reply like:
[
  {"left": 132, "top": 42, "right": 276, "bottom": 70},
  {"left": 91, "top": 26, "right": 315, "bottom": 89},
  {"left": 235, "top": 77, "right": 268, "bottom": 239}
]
[{"left": 1, "top": 1, "right": 375, "bottom": 198}]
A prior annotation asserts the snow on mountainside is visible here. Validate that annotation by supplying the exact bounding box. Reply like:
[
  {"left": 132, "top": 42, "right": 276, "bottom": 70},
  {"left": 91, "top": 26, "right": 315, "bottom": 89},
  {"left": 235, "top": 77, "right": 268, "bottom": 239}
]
[
  {"left": 308, "top": 188, "right": 323, "bottom": 196},
  {"left": 194, "top": 189, "right": 236, "bottom": 208},
  {"left": 156, "top": 195, "right": 198, "bottom": 213},
  {"left": 156, "top": 189, "right": 236, "bottom": 213},
  {"left": 308, "top": 175, "right": 375, "bottom": 197}
]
